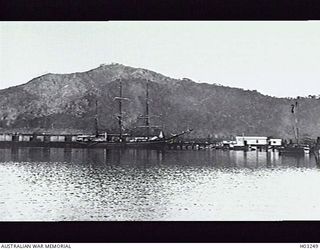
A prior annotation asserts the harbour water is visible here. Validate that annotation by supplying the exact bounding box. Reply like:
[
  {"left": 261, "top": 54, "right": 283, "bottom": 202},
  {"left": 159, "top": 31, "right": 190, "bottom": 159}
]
[{"left": 0, "top": 148, "right": 319, "bottom": 221}]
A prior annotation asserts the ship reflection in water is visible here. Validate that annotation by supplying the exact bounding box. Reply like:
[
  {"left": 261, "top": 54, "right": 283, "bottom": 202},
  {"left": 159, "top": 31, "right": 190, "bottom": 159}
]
[{"left": 0, "top": 148, "right": 320, "bottom": 221}]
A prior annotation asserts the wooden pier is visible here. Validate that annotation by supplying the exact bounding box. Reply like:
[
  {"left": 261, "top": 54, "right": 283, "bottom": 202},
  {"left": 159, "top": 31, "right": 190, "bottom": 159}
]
[{"left": 167, "top": 142, "right": 210, "bottom": 150}]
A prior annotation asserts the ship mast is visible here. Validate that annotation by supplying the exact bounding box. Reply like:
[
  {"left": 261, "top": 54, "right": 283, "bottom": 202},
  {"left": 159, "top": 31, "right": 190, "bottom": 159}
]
[
  {"left": 137, "top": 80, "right": 161, "bottom": 140},
  {"left": 118, "top": 79, "right": 123, "bottom": 141},
  {"left": 291, "top": 97, "right": 300, "bottom": 145},
  {"left": 94, "top": 99, "right": 99, "bottom": 136},
  {"left": 145, "top": 80, "right": 150, "bottom": 140},
  {"left": 114, "top": 79, "right": 130, "bottom": 142},
  {"left": 295, "top": 99, "right": 300, "bottom": 145},
  {"left": 119, "top": 80, "right": 123, "bottom": 141},
  {"left": 114, "top": 79, "right": 124, "bottom": 142}
]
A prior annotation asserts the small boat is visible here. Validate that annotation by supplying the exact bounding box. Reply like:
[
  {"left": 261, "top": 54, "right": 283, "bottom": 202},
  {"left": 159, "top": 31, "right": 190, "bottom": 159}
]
[{"left": 303, "top": 145, "right": 310, "bottom": 154}]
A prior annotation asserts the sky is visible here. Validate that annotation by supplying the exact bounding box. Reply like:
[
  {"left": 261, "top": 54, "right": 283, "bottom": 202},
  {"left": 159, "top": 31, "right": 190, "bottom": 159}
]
[{"left": 0, "top": 21, "right": 319, "bottom": 98}]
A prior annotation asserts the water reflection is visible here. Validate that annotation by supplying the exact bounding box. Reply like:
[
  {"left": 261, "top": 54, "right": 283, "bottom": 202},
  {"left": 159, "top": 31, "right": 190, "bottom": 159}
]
[
  {"left": 0, "top": 148, "right": 319, "bottom": 221},
  {"left": 0, "top": 147, "right": 316, "bottom": 169}
]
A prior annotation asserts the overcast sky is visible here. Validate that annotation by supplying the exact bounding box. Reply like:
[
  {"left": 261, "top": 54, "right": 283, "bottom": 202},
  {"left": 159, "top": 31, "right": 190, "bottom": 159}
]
[{"left": 1, "top": 21, "right": 319, "bottom": 97}]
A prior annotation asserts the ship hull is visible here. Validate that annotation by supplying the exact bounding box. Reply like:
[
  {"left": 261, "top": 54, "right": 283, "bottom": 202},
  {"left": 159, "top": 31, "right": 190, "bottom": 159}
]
[
  {"left": 278, "top": 146, "right": 305, "bottom": 155},
  {"left": 85, "top": 140, "right": 168, "bottom": 149}
]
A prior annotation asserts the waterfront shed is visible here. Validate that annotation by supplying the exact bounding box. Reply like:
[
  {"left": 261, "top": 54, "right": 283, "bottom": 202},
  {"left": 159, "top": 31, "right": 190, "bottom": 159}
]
[
  {"left": 235, "top": 136, "right": 268, "bottom": 147},
  {"left": 18, "top": 135, "right": 32, "bottom": 142},
  {"left": 268, "top": 138, "right": 282, "bottom": 146},
  {"left": 36, "top": 135, "right": 45, "bottom": 142},
  {"left": 50, "top": 135, "right": 65, "bottom": 142},
  {"left": 0, "top": 134, "right": 12, "bottom": 141},
  {"left": 71, "top": 136, "right": 78, "bottom": 142}
]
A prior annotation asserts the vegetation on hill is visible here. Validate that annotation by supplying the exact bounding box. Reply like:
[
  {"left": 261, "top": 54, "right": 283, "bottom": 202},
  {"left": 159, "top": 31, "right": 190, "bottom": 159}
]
[{"left": 0, "top": 63, "right": 319, "bottom": 139}]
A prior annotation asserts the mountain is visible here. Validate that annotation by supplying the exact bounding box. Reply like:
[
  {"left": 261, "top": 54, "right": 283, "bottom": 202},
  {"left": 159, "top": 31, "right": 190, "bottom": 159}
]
[{"left": 0, "top": 63, "right": 320, "bottom": 139}]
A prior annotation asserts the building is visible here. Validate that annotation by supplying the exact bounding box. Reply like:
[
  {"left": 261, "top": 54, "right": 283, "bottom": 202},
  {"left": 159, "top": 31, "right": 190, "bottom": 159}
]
[
  {"left": 234, "top": 136, "right": 282, "bottom": 150},
  {"left": 268, "top": 138, "right": 282, "bottom": 146},
  {"left": 235, "top": 136, "right": 268, "bottom": 147},
  {"left": 0, "top": 134, "right": 12, "bottom": 141},
  {"left": 222, "top": 140, "right": 237, "bottom": 148},
  {"left": 49, "top": 135, "right": 66, "bottom": 142},
  {"left": 18, "top": 134, "right": 32, "bottom": 142}
]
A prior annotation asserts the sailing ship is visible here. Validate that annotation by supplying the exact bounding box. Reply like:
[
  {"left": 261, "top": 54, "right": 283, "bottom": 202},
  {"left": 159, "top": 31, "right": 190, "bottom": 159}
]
[
  {"left": 279, "top": 98, "right": 307, "bottom": 155},
  {"left": 76, "top": 79, "right": 192, "bottom": 149},
  {"left": 0, "top": 79, "right": 192, "bottom": 149}
]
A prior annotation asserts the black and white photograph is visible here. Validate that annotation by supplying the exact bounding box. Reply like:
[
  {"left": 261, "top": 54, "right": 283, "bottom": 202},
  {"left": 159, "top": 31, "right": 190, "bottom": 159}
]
[{"left": 0, "top": 21, "right": 320, "bottom": 226}]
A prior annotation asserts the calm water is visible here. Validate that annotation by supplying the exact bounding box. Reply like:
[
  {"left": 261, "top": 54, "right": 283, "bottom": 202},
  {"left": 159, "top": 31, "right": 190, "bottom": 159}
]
[{"left": 0, "top": 147, "right": 319, "bottom": 221}]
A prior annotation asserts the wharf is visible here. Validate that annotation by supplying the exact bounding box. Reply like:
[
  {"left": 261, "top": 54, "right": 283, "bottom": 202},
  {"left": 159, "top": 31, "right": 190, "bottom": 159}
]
[{"left": 167, "top": 142, "right": 211, "bottom": 150}]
